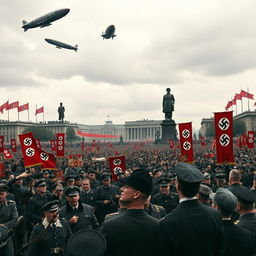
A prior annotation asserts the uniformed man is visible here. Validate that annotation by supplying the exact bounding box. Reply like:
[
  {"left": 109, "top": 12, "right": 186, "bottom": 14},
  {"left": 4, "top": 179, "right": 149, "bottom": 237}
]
[
  {"left": 212, "top": 173, "right": 227, "bottom": 192},
  {"left": 51, "top": 184, "right": 66, "bottom": 206},
  {"left": 145, "top": 196, "right": 166, "bottom": 219},
  {"left": 159, "top": 162, "right": 224, "bottom": 256},
  {"left": 151, "top": 177, "right": 179, "bottom": 213},
  {"left": 28, "top": 200, "right": 72, "bottom": 256},
  {"left": 197, "top": 184, "right": 212, "bottom": 206},
  {"left": 59, "top": 186, "right": 99, "bottom": 234},
  {"left": 100, "top": 169, "right": 159, "bottom": 256},
  {"left": 211, "top": 188, "right": 255, "bottom": 256},
  {"left": 88, "top": 170, "right": 101, "bottom": 190},
  {"left": 80, "top": 178, "right": 96, "bottom": 207}
]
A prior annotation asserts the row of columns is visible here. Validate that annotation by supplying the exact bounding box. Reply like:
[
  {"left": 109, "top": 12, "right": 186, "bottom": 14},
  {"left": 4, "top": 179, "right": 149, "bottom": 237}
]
[{"left": 126, "top": 127, "right": 161, "bottom": 141}]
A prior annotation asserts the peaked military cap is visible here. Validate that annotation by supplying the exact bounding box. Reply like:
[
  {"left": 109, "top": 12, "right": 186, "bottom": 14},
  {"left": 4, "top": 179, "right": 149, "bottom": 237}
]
[
  {"left": 101, "top": 173, "right": 111, "bottom": 181},
  {"left": 65, "top": 186, "right": 80, "bottom": 197},
  {"left": 0, "top": 184, "right": 8, "bottom": 192},
  {"left": 157, "top": 177, "right": 170, "bottom": 186},
  {"left": 215, "top": 173, "right": 226, "bottom": 180},
  {"left": 66, "top": 175, "right": 75, "bottom": 182},
  {"left": 34, "top": 179, "right": 47, "bottom": 187},
  {"left": 41, "top": 200, "right": 59, "bottom": 212},
  {"left": 174, "top": 162, "right": 204, "bottom": 183},
  {"left": 236, "top": 186, "right": 256, "bottom": 204},
  {"left": 199, "top": 184, "right": 212, "bottom": 196}
]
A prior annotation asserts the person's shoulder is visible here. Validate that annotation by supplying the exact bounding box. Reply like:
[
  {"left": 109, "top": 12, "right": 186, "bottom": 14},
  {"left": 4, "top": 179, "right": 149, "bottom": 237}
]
[
  {"left": 81, "top": 203, "right": 93, "bottom": 211},
  {"left": 7, "top": 199, "right": 16, "bottom": 206}
]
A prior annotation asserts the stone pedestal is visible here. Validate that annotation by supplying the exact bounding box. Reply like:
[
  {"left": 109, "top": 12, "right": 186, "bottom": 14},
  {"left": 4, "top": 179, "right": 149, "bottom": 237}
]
[{"left": 161, "top": 119, "right": 177, "bottom": 143}]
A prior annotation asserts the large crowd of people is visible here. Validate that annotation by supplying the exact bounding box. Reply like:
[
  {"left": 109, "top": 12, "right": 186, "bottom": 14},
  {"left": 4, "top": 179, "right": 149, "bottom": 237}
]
[{"left": 0, "top": 143, "right": 255, "bottom": 255}]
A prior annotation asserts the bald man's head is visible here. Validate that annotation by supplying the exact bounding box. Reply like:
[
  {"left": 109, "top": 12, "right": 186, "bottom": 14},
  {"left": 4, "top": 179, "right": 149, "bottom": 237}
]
[{"left": 229, "top": 169, "right": 241, "bottom": 184}]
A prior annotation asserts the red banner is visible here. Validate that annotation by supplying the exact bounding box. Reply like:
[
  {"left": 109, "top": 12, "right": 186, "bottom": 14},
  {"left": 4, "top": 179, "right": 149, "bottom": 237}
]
[
  {"left": 200, "top": 136, "right": 207, "bottom": 147},
  {"left": 3, "top": 149, "right": 13, "bottom": 159},
  {"left": 240, "top": 90, "right": 254, "bottom": 100},
  {"left": 0, "top": 161, "right": 4, "bottom": 177},
  {"left": 56, "top": 133, "right": 65, "bottom": 157},
  {"left": 7, "top": 101, "right": 19, "bottom": 110},
  {"left": 11, "top": 139, "right": 17, "bottom": 152},
  {"left": 0, "top": 136, "right": 4, "bottom": 153},
  {"left": 108, "top": 155, "right": 126, "bottom": 181},
  {"left": 214, "top": 111, "right": 234, "bottom": 164},
  {"left": 77, "top": 130, "right": 119, "bottom": 138},
  {"left": 18, "top": 103, "right": 29, "bottom": 112},
  {"left": 35, "top": 106, "right": 44, "bottom": 115},
  {"left": 169, "top": 139, "right": 174, "bottom": 149},
  {"left": 40, "top": 151, "right": 56, "bottom": 170},
  {"left": 234, "top": 93, "right": 242, "bottom": 100},
  {"left": 247, "top": 131, "right": 254, "bottom": 149},
  {"left": 50, "top": 140, "right": 56, "bottom": 151},
  {"left": 68, "top": 154, "right": 83, "bottom": 167},
  {"left": 81, "top": 141, "right": 85, "bottom": 151},
  {"left": 178, "top": 122, "right": 194, "bottom": 163},
  {"left": 36, "top": 139, "right": 41, "bottom": 149},
  {"left": 225, "top": 101, "right": 232, "bottom": 111}
]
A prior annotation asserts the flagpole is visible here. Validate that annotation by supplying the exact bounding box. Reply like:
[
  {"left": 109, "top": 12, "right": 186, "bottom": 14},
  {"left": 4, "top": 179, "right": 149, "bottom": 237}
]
[
  {"left": 7, "top": 99, "right": 9, "bottom": 122},
  {"left": 247, "top": 86, "right": 250, "bottom": 111},
  {"left": 28, "top": 104, "right": 29, "bottom": 122},
  {"left": 43, "top": 106, "right": 45, "bottom": 122},
  {"left": 18, "top": 110, "right": 19, "bottom": 121},
  {"left": 235, "top": 103, "right": 237, "bottom": 116},
  {"left": 241, "top": 98, "right": 243, "bottom": 113}
]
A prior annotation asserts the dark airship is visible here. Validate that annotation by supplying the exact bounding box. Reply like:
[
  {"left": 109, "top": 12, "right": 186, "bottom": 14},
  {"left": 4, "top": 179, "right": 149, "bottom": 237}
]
[
  {"left": 45, "top": 38, "right": 78, "bottom": 51},
  {"left": 22, "top": 8, "right": 70, "bottom": 32},
  {"left": 101, "top": 25, "right": 116, "bottom": 40}
]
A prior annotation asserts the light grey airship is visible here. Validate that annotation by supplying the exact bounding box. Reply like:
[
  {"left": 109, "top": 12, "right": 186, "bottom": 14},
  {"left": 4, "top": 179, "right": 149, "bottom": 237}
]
[
  {"left": 22, "top": 8, "right": 70, "bottom": 32},
  {"left": 101, "top": 25, "right": 116, "bottom": 40},
  {"left": 45, "top": 38, "right": 78, "bottom": 51}
]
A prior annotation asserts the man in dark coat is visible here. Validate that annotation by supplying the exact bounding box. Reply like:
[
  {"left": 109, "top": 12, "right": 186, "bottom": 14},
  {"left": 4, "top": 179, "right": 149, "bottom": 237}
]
[
  {"left": 28, "top": 200, "right": 72, "bottom": 256},
  {"left": 59, "top": 186, "right": 99, "bottom": 234},
  {"left": 100, "top": 169, "right": 159, "bottom": 256},
  {"left": 211, "top": 188, "right": 255, "bottom": 256},
  {"left": 159, "top": 162, "right": 224, "bottom": 256}
]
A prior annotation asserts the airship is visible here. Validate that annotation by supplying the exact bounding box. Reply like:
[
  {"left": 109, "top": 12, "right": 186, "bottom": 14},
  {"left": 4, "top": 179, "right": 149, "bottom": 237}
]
[
  {"left": 101, "top": 25, "right": 116, "bottom": 40},
  {"left": 45, "top": 38, "right": 78, "bottom": 51},
  {"left": 22, "top": 8, "right": 70, "bottom": 32}
]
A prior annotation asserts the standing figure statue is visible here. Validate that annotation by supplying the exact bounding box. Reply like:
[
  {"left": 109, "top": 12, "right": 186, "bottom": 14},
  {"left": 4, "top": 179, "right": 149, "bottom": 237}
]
[
  {"left": 58, "top": 102, "right": 65, "bottom": 122},
  {"left": 162, "top": 88, "right": 175, "bottom": 120}
]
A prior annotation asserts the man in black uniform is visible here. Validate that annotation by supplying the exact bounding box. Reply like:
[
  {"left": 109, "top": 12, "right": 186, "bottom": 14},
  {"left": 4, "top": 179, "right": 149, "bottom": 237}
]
[
  {"left": 212, "top": 173, "right": 227, "bottom": 192},
  {"left": 95, "top": 174, "right": 120, "bottom": 224},
  {"left": 59, "top": 186, "right": 99, "bottom": 234},
  {"left": 28, "top": 200, "right": 72, "bottom": 256},
  {"left": 151, "top": 177, "right": 179, "bottom": 213},
  {"left": 100, "top": 169, "right": 159, "bottom": 256},
  {"left": 145, "top": 196, "right": 166, "bottom": 219},
  {"left": 159, "top": 162, "right": 224, "bottom": 256},
  {"left": 197, "top": 184, "right": 212, "bottom": 206},
  {"left": 80, "top": 178, "right": 96, "bottom": 207},
  {"left": 211, "top": 188, "right": 255, "bottom": 256}
]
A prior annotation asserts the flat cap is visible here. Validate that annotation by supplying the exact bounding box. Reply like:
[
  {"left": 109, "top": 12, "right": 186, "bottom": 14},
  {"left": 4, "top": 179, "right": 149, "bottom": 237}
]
[
  {"left": 199, "top": 184, "right": 212, "bottom": 196},
  {"left": 236, "top": 186, "right": 256, "bottom": 204},
  {"left": 65, "top": 186, "right": 80, "bottom": 197},
  {"left": 41, "top": 200, "right": 59, "bottom": 212},
  {"left": 211, "top": 188, "right": 237, "bottom": 214},
  {"left": 175, "top": 162, "right": 204, "bottom": 183},
  {"left": 34, "top": 179, "right": 47, "bottom": 187}
]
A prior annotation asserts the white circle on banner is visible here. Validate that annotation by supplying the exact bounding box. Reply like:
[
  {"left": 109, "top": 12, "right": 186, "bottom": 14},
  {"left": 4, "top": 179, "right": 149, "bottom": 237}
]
[
  {"left": 113, "top": 159, "right": 121, "bottom": 166},
  {"left": 249, "top": 133, "right": 253, "bottom": 138},
  {"left": 114, "top": 167, "right": 122, "bottom": 175},
  {"left": 58, "top": 136, "right": 63, "bottom": 140},
  {"left": 58, "top": 146, "right": 63, "bottom": 151},
  {"left": 3, "top": 150, "right": 7, "bottom": 153},
  {"left": 249, "top": 139, "right": 253, "bottom": 143},
  {"left": 218, "top": 118, "right": 230, "bottom": 131},
  {"left": 219, "top": 134, "right": 230, "bottom": 147},
  {"left": 182, "top": 129, "right": 190, "bottom": 138},
  {"left": 25, "top": 148, "right": 35, "bottom": 157},
  {"left": 23, "top": 138, "right": 32, "bottom": 146},
  {"left": 40, "top": 152, "right": 49, "bottom": 161},
  {"left": 183, "top": 141, "right": 191, "bottom": 150},
  {"left": 58, "top": 141, "right": 63, "bottom": 146}
]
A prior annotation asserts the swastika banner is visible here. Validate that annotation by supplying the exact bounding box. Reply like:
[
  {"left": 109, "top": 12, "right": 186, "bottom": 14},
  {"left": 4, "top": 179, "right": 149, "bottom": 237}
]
[
  {"left": 108, "top": 155, "right": 126, "bottom": 181},
  {"left": 214, "top": 111, "right": 234, "bottom": 164},
  {"left": 11, "top": 139, "right": 17, "bottom": 153},
  {"left": 247, "top": 131, "right": 254, "bottom": 149},
  {"left": 0, "top": 136, "right": 4, "bottom": 153},
  {"left": 200, "top": 136, "right": 207, "bottom": 147},
  {"left": 178, "top": 122, "right": 194, "bottom": 163},
  {"left": 3, "top": 148, "right": 13, "bottom": 159},
  {"left": 56, "top": 133, "right": 65, "bottom": 157}
]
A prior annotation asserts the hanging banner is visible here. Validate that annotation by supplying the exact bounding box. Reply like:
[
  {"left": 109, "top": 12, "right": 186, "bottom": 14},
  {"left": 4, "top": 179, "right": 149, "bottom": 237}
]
[
  {"left": 36, "top": 139, "right": 41, "bottom": 149},
  {"left": 108, "top": 155, "right": 126, "bottom": 181},
  {"left": 214, "top": 111, "right": 234, "bottom": 164},
  {"left": 50, "top": 140, "right": 56, "bottom": 151},
  {"left": 56, "top": 133, "right": 65, "bottom": 157},
  {"left": 0, "top": 136, "right": 4, "bottom": 153},
  {"left": 11, "top": 139, "right": 17, "bottom": 152},
  {"left": 3, "top": 149, "right": 13, "bottom": 159},
  {"left": 169, "top": 139, "right": 174, "bottom": 149},
  {"left": 178, "top": 122, "right": 194, "bottom": 163},
  {"left": 200, "top": 136, "right": 207, "bottom": 147},
  {"left": 247, "top": 131, "right": 254, "bottom": 149}
]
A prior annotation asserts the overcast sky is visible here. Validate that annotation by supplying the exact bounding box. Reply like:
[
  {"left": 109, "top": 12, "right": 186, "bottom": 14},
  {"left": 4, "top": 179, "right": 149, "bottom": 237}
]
[{"left": 1, "top": 0, "right": 256, "bottom": 129}]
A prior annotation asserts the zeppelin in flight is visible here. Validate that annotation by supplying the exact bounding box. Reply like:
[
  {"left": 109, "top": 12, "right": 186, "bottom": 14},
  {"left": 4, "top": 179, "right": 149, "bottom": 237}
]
[
  {"left": 22, "top": 8, "right": 70, "bottom": 32},
  {"left": 101, "top": 25, "right": 116, "bottom": 40},
  {"left": 45, "top": 38, "right": 78, "bottom": 51}
]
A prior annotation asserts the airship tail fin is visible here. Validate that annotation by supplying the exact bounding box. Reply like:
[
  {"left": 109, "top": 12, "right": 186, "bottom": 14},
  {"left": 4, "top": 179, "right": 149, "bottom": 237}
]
[
  {"left": 22, "top": 20, "right": 28, "bottom": 26},
  {"left": 112, "top": 35, "right": 116, "bottom": 40},
  {"left": 74, "top": 45, "right": 78, "bottom": 51}
]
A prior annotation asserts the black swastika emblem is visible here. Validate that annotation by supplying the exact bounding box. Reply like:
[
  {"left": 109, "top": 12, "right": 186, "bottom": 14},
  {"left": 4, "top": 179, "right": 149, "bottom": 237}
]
[
  {"left": 24, "top": 138, "right": 32, "bottom": 146},
  {"left": 249, "top": 139, "right": 253, "bottom": 143},
  {"left": 40, "top": 152, "right": 49, "bottom": 161},
  {"left": 58, "top": 141, "right": 63, "bottom": 146},
  {"left": 113, "top": 159, "right": 121, "bottom": 166},
  {"left": 182, "top": 129, "right": 190, "bottom": 138},
  {"left": 58, "top": 136, "right": 63, "bottom": 140},
  {"left": 218, "top": 118, "right": 230, "bottom": 131},
  {"left": 58, "top": 146, "right": 63, "bottom": 151},
  {"left": 183, "top": 141, "right": 191, "bottom": 150},
  {"left": 249, "top": 134, "right": 253, "bottom": 138},
  {"left": 114, "top": 167, "right": 122, "bottom": 175},
  {"left": 219, "top": 134, "right": 230, "bottom": 147},
  {"left": 26, "top": 148, "right": 35, "bottom": 157}
]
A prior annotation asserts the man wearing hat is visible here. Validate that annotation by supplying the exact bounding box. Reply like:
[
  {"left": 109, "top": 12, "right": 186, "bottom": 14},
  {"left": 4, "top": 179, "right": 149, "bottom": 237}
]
[
  {"left": 65, "top": 175, "right": 75, "bottom": 188},
  {"left": 100, "top": 169, "right": 159, "bottom": 256},
  {"left": 197, "top": 184, "right": 212, "bottom": 206},
  {"left": 211, "top": 188, "right": 255, "bottom": 256},
  {"left": 88, "top": 170, "right": 101, "bottom": 190},
  {"left": 159, "top": 162, "right": 224, "bottom": 256},
  {"left": 212, "top": 173, "right": 227, "bottom": 192},
  {"left": 95, "top": 174, "right": 120, "bottom": 224},
  {"left": 28, "top": 200, "right": 72, "bottom": 256},
  {"left": 151, "top": 177, "right": 179, "bottom": 213},
  {"left": 59, "top": 186, "right": 99, "bottom": 234},
  {"left": 235, "top": 186, "right": 256, "bottom": 237}
]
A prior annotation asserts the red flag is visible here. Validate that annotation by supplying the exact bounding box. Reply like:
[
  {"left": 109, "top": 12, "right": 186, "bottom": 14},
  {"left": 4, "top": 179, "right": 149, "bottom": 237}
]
[
  {"left": 241, "top": 133, "right": 248, "bottom": 147},
  {"left": 169, "top": 139, "right": 174, "bottom": 149},
  {"left": 3, "top": 149, "right": 13, "bottom": 159},
  {"left": 81, "top": 141, "right": 85, "bottom": 150},
  {"left": 56, "top": 133, "right": 65, "bottom": 157},
  {"left": 11, "top": 139, "right": 17, "bottom": 152},
  {"left": 211, "top": 139, "right": 216, "bottom": 150},
  {"left": 225, "top": 101, "right": 232, "bottom": 111},
  {"left": 240, "top": 90, "right": 254, "bottom": 100},
  {"left": 204, "top": 153, "right": 214, "bottom": 158},
  {"left": 108, "top": 155, "right": 126, "bottom": 181},
  {"left": 178, "top": 122, "right": 194, "bottom": 163},
  {"left": 0, "top": 136, "right": 4, "bottom": 153},
  {"left": 40, "top": 151, "right": 56, "bottom": 170},
  {"left": 0, "top": 161, "right": 4, "bottom": 177},
  {"left": 214, "top": 111, "right": 234, "bottom": 164},
  {"left": 35, "top": 106, "right": 44, "bottom": 115},
  {"left": 7, "top": 101, "right": 19, "bottom": 110},
  {"left": 36, "top": 139, "right": 41, "bottom": 149},
  {"left": 50, "top": 140, "right": 56, "bottom": 151},
  {"left": 234, "top": 93, "right": 242, "bottom": 100},
  {"left": 18, "top": 103, "right": 29, "bottom": 112},
  {"left": 231, "top": 98, "right": 236, "bottom": 105},
  {"left": 200, "top": 136, "right": 207, "bottom": 147},
  {"left": 247, "top": 131, "right": 254, "bottom": 149}
]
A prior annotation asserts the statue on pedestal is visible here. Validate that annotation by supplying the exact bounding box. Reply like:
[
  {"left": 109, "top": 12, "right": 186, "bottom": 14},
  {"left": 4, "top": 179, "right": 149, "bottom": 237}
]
[
  {"left": 162, "top": 88, "right": 175, "bottom": 120},
  {"left": 58, "top": 102, "right": 65, "bottom": 122}
]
